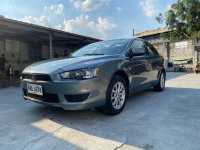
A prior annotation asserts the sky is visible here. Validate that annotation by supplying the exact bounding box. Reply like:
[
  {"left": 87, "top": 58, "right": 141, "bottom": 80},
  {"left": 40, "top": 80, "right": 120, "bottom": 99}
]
[{"left": 0, "top": 0, "right": 176, "bottom": 40}]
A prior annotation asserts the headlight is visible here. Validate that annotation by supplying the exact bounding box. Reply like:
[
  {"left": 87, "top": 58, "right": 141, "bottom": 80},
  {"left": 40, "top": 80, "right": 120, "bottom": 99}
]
[{"left": 60, "top": 68, "right": 100, "bottom": 79}]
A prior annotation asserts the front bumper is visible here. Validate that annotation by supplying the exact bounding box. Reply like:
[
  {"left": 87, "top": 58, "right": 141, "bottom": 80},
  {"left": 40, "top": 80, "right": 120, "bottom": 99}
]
[{"left": 21, "top": 77, "right": 108, "bottom": 110}]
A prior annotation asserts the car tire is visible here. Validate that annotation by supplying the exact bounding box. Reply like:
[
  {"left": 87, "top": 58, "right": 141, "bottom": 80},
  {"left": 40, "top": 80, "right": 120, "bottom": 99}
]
[
  {"left": 196, "top": 71, "right": 198, "bottom": 74},
  {"left": 101, "top": 75, "right": 128, "bottom": 115},
  {"left": 154, "top": 71, "right": 165, "bottom": 92}
]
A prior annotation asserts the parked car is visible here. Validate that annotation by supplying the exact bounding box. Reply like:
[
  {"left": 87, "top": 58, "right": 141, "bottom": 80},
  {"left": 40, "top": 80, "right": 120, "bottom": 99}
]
[{"left": 21, "top": 38, "right": 166, "bottom": 115}]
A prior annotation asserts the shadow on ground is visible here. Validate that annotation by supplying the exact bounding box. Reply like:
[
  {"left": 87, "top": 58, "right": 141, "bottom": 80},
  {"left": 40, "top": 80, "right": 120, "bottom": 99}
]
[
  {"left": 1, "top": 73, "right": 200, "bottom": 150},
  {"left": 166, "top": 72, "right": 187, "bottom": 80},
  {"left": 0, "top": 77, "right": 20, "bottom": 89},
  {"left": 14, "top": 86, "right": 200, "bottom": 150}
]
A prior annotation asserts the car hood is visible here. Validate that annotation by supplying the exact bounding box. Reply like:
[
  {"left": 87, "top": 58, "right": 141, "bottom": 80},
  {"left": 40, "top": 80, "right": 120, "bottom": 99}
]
[{"left": 23, "top": 55, "right": 123, "bottom": 74}]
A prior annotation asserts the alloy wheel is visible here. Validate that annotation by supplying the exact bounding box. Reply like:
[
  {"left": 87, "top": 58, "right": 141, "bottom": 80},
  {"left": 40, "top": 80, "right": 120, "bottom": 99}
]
[
  {"left": 160, "top": 73, "right": 165, "bottom": 89},
  {"left": 111, "top": 82, "right": 126, "bottom": 110}
]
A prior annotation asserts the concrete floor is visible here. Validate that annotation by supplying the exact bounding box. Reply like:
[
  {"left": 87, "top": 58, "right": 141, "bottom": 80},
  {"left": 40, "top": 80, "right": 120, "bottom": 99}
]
[{"left": 0, "top": 73, "right": 200, "bottom": 150}]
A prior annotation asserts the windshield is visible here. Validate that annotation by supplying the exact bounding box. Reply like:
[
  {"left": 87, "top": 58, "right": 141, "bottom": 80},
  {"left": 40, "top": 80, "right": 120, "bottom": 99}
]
[{"left": 71, "top": 39, "right": 130, "bottom": 57}]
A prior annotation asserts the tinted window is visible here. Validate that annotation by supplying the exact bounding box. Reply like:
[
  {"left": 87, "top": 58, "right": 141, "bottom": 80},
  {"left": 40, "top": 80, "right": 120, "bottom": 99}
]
[
  {"left": 145, "top": 41, "right": 159, "bottom": 56},
  {"left": 132, "top": 40, "right": 145, "bottom": 49},
  {"left": 72, "top": 39, "right": 130, "bottom": 57}
]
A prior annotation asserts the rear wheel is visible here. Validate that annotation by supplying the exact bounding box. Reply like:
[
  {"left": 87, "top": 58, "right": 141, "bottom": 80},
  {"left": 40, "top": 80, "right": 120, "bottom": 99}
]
[
  {"left": 101, "top": 75, "right": 127, "bottom": 115},
  {"left": 196, "top": 71, "right": 199, "bottom": 74},
  {"left": 154, "top": 71, "right": 165, "bottom": 91}
]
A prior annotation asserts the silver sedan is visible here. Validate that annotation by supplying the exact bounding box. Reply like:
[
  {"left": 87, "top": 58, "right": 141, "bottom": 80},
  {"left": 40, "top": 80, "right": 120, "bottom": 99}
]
[{"left": 21, "top": 38, "right": 165, "bottom": 115}]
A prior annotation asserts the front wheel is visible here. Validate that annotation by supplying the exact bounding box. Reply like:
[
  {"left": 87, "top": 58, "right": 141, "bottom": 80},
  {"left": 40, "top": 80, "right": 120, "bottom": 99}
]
[
  {"left": 101, "top": 75, "right": 127, "bottom": 115},
  {"left": 154, "top": 71, "right": 165, "bottom": 91}
]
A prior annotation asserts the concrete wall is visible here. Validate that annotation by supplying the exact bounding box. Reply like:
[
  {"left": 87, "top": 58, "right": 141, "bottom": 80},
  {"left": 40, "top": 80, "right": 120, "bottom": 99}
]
[
  {"left": 150, "top": 39, "right": 195, "bottom": 71},
  {"left": 20, "top": 42, "right": 29, "bottom": 61},
  {"left": 170, "top": 40, "right": 193, "bottom": 65},
  {"left": 5, "top": 40, "right": 21, "bottom": 71},
  {"left": 20, "top": 42, "right": 29, "bottom": 71},
  {"left": 42, "top": 45, "right": 49, "bottom": 59}
]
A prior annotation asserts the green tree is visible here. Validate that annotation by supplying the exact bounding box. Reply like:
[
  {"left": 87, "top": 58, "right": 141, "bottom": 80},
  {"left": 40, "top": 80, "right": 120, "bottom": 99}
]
[{"left": 156, "top": 0, "right": 200, "bottom": 41}]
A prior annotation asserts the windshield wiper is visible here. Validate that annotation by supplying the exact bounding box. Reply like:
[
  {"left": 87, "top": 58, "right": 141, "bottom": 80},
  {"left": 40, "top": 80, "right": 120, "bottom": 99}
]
[{"left": 84, "top": 53, "right": 104, "bottom": 56}]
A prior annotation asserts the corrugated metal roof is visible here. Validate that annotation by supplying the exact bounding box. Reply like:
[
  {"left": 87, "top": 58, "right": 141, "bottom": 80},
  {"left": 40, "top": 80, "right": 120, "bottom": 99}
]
[{"left": 0, "top": 17, "right": 101, "bottom": 42}]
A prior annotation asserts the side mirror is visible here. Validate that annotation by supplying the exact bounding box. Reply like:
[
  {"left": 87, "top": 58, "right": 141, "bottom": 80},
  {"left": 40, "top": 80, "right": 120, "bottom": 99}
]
[{"left": 129, "top": 47, "right": 146, "bottom": 57}]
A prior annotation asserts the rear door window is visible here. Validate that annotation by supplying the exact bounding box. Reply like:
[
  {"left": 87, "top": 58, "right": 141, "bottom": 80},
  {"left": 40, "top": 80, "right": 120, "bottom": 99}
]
[
  {"left": 132, "top": 40, "right": 145, "bottom": 49},
  {"left": 130, "top": 40, "right": 147, "bottom": 55},
  {"left": 144, "top": 41, "right": 159, "bottom": 56}
]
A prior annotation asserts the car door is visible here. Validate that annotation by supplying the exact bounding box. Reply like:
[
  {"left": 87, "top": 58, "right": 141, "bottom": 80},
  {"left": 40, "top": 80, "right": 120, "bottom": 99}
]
[
  {"left": 144, "top": 41, "right": 163, "bottom": 82},
  {"left": 125, "top": 39, "right": 152, "bottom": 91}
]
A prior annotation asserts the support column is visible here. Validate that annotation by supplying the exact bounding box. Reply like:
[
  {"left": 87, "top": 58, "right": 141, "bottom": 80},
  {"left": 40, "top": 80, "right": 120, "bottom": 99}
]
[
  {"left": 19, "top": 42, "right": 22, "bottom": 74},
  {"left": 49, "top": 33, "right": 53, "bottom": 59}
]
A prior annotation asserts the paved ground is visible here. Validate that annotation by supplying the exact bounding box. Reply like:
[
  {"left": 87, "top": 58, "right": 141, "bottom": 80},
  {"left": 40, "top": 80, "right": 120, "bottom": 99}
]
[{"left": 0, "top": 73, "right": 200, "bottom": 150}]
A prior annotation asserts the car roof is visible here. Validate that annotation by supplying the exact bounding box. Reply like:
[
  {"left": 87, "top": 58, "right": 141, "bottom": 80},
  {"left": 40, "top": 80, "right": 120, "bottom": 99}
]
[{"left": 94, "top": 38, "right": 140, "bottom": 43}]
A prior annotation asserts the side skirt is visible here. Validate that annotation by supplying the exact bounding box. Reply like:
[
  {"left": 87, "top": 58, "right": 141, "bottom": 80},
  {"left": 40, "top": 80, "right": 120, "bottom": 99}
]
[{"left": 128, "top": 81, "right": 155, "bottom": 97}]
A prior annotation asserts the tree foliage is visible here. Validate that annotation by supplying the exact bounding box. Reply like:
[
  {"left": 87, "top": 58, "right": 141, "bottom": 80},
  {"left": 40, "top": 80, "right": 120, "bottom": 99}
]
[{"left": 156, "top": 0, "right": 200, "bottom": 41}]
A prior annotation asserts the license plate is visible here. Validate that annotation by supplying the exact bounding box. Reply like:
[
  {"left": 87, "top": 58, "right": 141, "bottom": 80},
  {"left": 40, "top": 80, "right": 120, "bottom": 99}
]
[{"left": 27, "top": 83, "right": 43, "bottom": 96}]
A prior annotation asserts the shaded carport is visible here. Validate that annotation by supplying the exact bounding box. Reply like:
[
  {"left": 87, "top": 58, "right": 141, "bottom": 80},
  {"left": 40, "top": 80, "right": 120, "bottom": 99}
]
[
  {"left": 0, "top": 17, "right": 100, "bottom": 75},
  {"left": 0, "top": 17, "right": 100, "bottom": 58}
]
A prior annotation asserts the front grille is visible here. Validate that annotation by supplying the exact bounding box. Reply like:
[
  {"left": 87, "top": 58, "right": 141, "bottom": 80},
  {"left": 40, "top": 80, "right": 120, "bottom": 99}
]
[
  {"left": 64, "top": 93, "right": 90, "bottom": 102},
  {"left": 23, "top": 89, "right": 59, "bottom": 103},
  {"left": 22, "top": 74, "right": 52, "bottom": 81}
]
